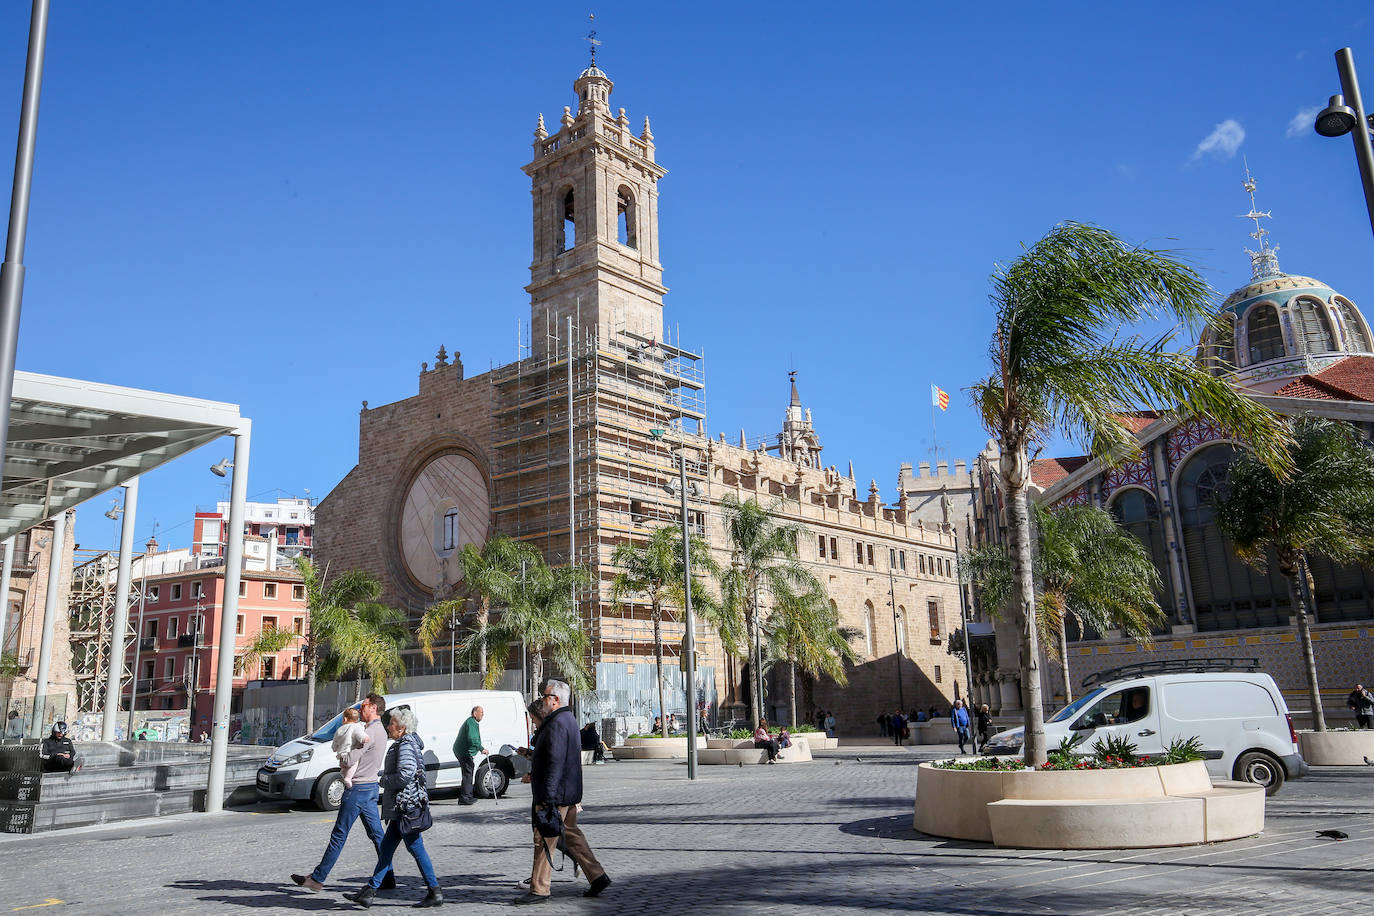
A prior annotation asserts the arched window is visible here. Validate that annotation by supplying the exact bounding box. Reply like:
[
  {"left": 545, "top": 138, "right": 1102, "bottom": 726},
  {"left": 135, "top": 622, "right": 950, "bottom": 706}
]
[
  {"left": 1334, "top": 298, "right": 1371, "bottom": 352},
  {"left": 1246, "top": 304, "right": 1284, "bottom": 364},
  {"left": 1200, "top": 319, "right": 1235, "bottom": 375},
  {"left": 1178, "top": 445, "right": 1287, "bottom": 631},
  {"left": 863, "top": 601, "right": 875, "bottom": 656},
  {"left": 616, "top": 187, "right": 637, "bottom": 249},
  {"left": 1292, "top": 298, "right": 1336, "bottom": 354},
  {"left": 1108, "top": 489, "right": 1175, "bottom": 627},
  {"left": 558, "top": 188, "right": 576, "bottom": 251}
]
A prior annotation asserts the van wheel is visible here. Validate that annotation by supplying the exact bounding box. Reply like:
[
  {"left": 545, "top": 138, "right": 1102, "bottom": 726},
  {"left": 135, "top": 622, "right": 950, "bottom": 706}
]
[
  {"left": 1234, "top": 751, "right": 1285, "bottom": 796},
  {"left": 475, "top": 760, "right": 509, "bottom": 799},
  {"left": 313, "top": 772, "right": 344, "bottom": 810}
]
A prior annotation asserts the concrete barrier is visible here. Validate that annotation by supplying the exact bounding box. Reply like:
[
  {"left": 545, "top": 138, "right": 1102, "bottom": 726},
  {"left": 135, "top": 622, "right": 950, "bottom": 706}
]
[
  {"left": 610, "top": 736, "right": 706, "bottom": 760},
  {"left": 1297, "top": 729, "right": 1374, "bottom": 766},
  {"left": 699, "top": 741, "right": 813, "bottom": 765},
  {"left": 913, "top": 760, "right": 1264, "bottom": 849}
]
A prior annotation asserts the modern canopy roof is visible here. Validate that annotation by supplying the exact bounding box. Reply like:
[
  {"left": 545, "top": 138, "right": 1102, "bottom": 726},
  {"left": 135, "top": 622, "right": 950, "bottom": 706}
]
[{"left": 2, "top": 370, "right": 242, "bottom": 541}]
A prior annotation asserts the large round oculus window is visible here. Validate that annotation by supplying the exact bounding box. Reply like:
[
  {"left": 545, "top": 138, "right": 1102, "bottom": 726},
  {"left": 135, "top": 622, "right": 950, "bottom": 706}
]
[{"left": 398, "top": 452, "right": 490, "bottom": 594}]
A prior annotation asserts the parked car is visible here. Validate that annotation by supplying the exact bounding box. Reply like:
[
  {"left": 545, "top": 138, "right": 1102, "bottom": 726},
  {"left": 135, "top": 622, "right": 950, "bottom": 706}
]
[
  {"left": 256, "top": 689, "right": 529, "bottom": 810},
  {"left": 979, "top": 670, "right": 1307, "bottom": 795}
]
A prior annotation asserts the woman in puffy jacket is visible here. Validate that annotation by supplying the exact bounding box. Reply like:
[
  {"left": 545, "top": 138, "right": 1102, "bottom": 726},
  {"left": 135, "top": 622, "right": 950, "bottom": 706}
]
[{"left": 348, "top": 706, "right": 442, "bottom": 909}]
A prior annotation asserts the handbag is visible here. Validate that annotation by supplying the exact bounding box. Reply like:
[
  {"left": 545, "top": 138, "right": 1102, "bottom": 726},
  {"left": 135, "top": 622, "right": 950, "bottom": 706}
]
[
  {"left": 396, "top": 770, "right": 433, "bottom": 834},
  {"left": 532, "top": 803, "right": 566, "bottom": 872}
]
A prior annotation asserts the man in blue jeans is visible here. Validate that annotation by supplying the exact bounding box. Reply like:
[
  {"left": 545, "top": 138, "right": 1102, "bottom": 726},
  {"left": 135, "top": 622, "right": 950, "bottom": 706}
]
[{"left": 292, "top": 693, "right": 394, "bottom": 892}]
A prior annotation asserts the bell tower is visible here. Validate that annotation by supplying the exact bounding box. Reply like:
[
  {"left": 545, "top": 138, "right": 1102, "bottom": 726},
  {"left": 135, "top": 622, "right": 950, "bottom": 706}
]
[{"left": 522, "top": 58, "right": 667, "bottom": 356}]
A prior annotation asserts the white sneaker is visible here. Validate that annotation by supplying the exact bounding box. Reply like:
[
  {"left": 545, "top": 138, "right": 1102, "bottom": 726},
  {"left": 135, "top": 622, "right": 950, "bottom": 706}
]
[{"left": 514, "top": 877, "right": 531, "bottom": 889}]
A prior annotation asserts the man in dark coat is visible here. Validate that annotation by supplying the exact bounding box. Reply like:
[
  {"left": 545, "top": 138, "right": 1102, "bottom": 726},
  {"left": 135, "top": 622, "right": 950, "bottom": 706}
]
[
  {"left": 515, "top": 679, "right": 611, "bottom": 905},
  {"left": 40, "top": 722, "right": 79, "bottom": 772}
]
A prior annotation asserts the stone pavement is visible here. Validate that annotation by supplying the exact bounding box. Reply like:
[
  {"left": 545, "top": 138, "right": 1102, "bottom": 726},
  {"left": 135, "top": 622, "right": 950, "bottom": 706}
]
[{"left": 0, "top": 744, "right": 1371, "bottom": 914}]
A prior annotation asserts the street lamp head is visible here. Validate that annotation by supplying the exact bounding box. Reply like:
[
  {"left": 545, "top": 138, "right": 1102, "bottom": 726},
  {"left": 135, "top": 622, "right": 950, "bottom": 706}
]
[
  {"left": 209, "top": 458, "right": 234, "bottom": 478},
  {"left": 1315, "top": 94, "right": 1358, "bottom": 137},
  {"left": 104, "top": 504, "right": 124, "bottom": 521}
]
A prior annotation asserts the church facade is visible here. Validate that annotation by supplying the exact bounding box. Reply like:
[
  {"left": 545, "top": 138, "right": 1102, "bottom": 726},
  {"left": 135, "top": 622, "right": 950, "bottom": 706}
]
[{"left": 315, "top": 61, "right": 961, "bottom": 731}]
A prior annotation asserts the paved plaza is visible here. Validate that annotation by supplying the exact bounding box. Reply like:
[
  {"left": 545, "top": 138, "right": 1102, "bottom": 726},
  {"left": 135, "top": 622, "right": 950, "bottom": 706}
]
[{"left": 1, "top": 745, "right": 1371, "bottom": 915}]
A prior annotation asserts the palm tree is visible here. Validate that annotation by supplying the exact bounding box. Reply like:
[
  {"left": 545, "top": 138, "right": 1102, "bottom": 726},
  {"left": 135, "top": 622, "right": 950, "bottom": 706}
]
[
  {"left": 719, "top": 494, "right": 817, "bottom": 725},
  {"left": 764, "top": 586, "right": 857, "bottom": 728},
  {"left": 611, "top": 524, "right": 722, "bottom": 737},
  {"left": 333, "top": 601, "right": 410, "bottom": 701},
  {"left": 962, "top": 503, "right": 1164, "bottom": 705},
  {"left": 1213, "top": 416, "right": 1374, "bottom": 732},
  {"left": 459, "top": 555, "right": 592, "bottom": 696},
  {"left": 969, "top": 222, "right": 1291, "bottom": 765},
  {"left": 240, "top": 557, "right": 382, "bottom": 730},
  {"left": 416, "top": 536, "right": 538, "bottom": 680}
]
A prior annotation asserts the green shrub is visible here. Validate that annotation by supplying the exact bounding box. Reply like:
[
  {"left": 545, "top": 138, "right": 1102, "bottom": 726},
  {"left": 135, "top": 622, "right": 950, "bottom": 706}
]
[
  {"left": 729, "top": 728, "right": 754, "bottom": 740},
  {"left": 932, "top": 756, "right": 1027, "bottom": 771},
  {"left": 1090, "top": 734, "right": 1138, "bottom": 766},
  {"left": 1160, "top": 736, "right": 1205, "bottom": 765},
  {"left": 793, "top": 724, "right": 820, "bottom": 733}
]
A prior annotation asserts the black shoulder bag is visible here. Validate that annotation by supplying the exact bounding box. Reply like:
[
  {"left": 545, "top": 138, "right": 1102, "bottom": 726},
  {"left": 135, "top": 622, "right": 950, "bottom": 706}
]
[{"left": 397, "top": 769, "right": 433, "bottom": 834}]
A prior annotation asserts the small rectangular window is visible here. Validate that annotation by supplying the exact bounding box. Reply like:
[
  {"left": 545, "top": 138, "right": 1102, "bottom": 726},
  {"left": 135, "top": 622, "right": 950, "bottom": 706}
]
[
  {"left": 142, "top": 660, "right": 155, "bottom": 679},
  {"left": 928, "top": 599, "right": 941, "bottom": 641},
  {"left": 191, "top": 580, "right": 203, "bottom": 599},
  {"left": 856, "top": 542, "right": 864, "bottom": 564},
  {"left": 818, "top": 534, "right": 826, "bottom": 558},
  {"left": 165, "top": 658, "right": 175, "bottom": 679},
  {"left": 236, "top": 614, "right": 244, "bottom": 636},
  {"left": 829, "top": 537, "right": 838, "bottom": 560},
  {"left": 148, "top": 585, "right": 160, "bottom": 603},
  {"left": 261, "top": 656, "right": 276, "bottom": 679},
  {"left": 239, "top": 581, "right": 246, "bottom": 597},
  {"left": 263, "top": 582, "right": 278, "bottom": 599},
  {"left": 233, "top": 655, "right": 245, "bottom": 676},
  {"left": 934, "top": 665, "right": 942, "bottom": 684},
  {"left": 167, "top": 616, "right": 178, "bottom": 639},
  {"left": 442, "top": 508, "right": 459, "bottom": 551},
  {"left": 146, "top": 619, "right": 159, "bottom": 638},
  {"left": 262, "top": 616, "right": 277, "bottom": 632},
  {"left": 171, "top": 583, "right": 182, "bottom": 600},
  {"left": 293, "top": 617, "right": 304, "bottom": 636},
  {"left": 866, "top": 544, "right": 875, "bottom": 566},
  {"left": 292, "top": 584, "right": 305, "bottom": 601},
  {"left": 899, "top": 550, "right": 906, "bottom": 572},
  {"left": 920, "top": 555, "right": 927, "bottom": 575}
]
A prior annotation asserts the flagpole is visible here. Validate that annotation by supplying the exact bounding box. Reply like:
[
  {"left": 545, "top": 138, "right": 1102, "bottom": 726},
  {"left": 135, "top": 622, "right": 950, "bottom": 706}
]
[{"left": 930, "top": 384, "right": 941, "bottom": 463}]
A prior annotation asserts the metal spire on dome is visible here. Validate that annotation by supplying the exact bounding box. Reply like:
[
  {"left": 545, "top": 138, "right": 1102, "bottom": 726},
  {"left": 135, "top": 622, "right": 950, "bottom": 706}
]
[
  {"left": 1239, "top": 159, "right": 1282, "bottom": 280},
  {"left": 789, "top": 370, "right": 801, "bottom": 407},
  {"left": 585, "top": 13, "right": 601, "bottom": 69}
]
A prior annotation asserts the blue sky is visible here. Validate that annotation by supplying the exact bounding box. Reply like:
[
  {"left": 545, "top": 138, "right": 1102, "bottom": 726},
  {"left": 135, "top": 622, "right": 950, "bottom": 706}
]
[{"left": 1, "top": 2, "right": 1369, "bottom": 554}]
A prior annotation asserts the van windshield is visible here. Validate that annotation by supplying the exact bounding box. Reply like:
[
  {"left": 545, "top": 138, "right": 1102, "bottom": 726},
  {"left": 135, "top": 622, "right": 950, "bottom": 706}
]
[
  {"left": 1048, "top": 688, "right": 1106, "bottom": 724},
  {"left": 310, "top": 705, "right": 360, "bottom": 743}
]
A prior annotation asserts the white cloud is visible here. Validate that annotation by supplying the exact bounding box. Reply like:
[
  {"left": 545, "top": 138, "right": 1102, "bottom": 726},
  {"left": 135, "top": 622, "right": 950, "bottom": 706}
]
[
  {"left": 1192, "top": 119, "right": 1245, "bottom": 160},
  {"left": 1286, "top": 105, "right": 1320, "bottom": 139}
]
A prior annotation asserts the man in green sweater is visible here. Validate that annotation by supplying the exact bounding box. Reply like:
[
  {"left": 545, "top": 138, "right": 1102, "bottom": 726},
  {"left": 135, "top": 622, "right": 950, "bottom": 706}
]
[{"left": 454, "top": 705, "right": 487, "bottom": 805}]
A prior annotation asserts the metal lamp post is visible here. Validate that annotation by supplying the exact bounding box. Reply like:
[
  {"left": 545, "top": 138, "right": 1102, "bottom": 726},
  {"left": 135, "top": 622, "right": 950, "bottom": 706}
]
[
  {"left": 953, "top": 533, "right": 978, "bottom": 751},
  {"left": 1313, "top": 48, "right": 1374, "bottom": 240},
  {"left": 886, "top": 551, "right": 905, "bottom": 715},
  {"left": 653, "top": 427, "right": 701, "bottom": 779}
]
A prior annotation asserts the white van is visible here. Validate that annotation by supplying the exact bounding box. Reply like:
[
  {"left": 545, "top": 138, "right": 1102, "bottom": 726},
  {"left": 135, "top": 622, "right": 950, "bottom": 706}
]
[
  {"left": 256, "top": 690, "right": 530, "bottom": 810},
  {"left": 980, "top": 669, "right": 1308, "bottom": 795}
]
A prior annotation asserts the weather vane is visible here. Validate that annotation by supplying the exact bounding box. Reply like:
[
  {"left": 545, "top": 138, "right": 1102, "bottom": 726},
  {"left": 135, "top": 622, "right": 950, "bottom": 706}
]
[
  {"left": 585, "top": 13, "right": 601, "bottom": 68},
  {"left": 1239, "top": 158, "right": 1281, "bottom": 280}
]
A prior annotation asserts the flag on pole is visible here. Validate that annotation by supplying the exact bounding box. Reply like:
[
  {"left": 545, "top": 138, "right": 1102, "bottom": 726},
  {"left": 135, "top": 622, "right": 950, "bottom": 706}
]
[{"left": 931, "top": 384, "right": 949, "bottom": 411}]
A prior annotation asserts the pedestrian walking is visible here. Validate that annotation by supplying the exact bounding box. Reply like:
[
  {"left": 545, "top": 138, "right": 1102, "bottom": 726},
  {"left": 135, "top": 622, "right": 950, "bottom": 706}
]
[
  {"left": 975, "top": 704, "right": 993, "bottom": 751},
  {"left": 1348, "top": 684, "right": 1374, "bottom": 729},
  {"left": 951, "top": 700, "right": 971, "bottom": 754},
  {"left": 454, "top": 706, "right": 487, "bottom": 805},
  {"left": 515, "top": 679, "right": 611, "bottom": 905},
  {"left": 824, "top": 711, "right": 836, "bottom": 739},
  {"left": 292, "top": 693, "right": 394, "bottom": 893},
  {"left": 876, "top": 712, "right": 888, "bottom": 738},
  {"left": 890, "top": 709, "right": 906, "bottom": 746},
  {"left": 347, "top": 706, "right": 442, "bottom": 909}
]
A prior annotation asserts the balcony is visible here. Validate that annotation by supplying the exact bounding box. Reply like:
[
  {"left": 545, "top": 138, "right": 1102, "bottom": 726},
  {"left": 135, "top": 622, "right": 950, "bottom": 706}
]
[
  {"left": 11, "top": 552, "right": 39, "bottom": 577},
  {"left": 134, "top": 679, "right": 155, "bottom": 694},
  {"left": 139, "top": 636, "right": 157, "bottom": 652},
  {"left": 177, "top": 634, "right": 197, "bottom": 648}
]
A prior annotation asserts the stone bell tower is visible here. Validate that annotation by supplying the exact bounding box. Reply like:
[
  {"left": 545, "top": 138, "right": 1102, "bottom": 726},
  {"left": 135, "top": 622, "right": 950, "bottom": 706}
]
[{"left": 522, "top": 57, "right": 667, "bottom": 356}]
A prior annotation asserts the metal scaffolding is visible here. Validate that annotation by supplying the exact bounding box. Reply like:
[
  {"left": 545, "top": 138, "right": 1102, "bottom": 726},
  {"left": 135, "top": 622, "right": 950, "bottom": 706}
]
[{"left": 67, "top": 549, "right": 141, "bottom": 714}]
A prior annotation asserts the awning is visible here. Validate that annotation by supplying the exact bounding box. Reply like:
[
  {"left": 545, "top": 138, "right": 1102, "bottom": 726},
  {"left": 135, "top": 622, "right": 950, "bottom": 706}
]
[
  {"left": 966, "top": 621, "right": 996, "bottom": 637},
  {"left": 3, "top": 370, "right": 242, "bottom": 540}
]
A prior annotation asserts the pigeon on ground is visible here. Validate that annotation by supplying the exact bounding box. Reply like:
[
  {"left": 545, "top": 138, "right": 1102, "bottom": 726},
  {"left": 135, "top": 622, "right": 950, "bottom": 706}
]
[
  {"left": 1363, "top": 755, "right": 1373, "bottom": 766},
  {"left": 737, "top": 761, "right": 743, "bottom": 768},
  {"left": 1316, "top": 830, "right": 1349, "bottom": 840}
]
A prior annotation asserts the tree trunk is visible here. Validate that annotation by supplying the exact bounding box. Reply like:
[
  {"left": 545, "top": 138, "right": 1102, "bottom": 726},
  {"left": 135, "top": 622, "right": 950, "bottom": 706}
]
[
  {"left": 477, "top": 597, "right": 488, "bottom": 681},
  {"left": 788, "top": 660, "right": 797, "bottom": 729},
  {"left": 1003, "top": 441, "right": 1047, "bottom": 766},
  {"left": 1059, "top": 625, "right": 1073, "bottom": 705},
  {"left": 305, "top": 647, "right": 317, "bottom": 732},
  {"left": 354, "top": 670, "right": 362, "bottom": 704},
  {"left": 530, "top": 650, "right": 544, "bottom": 701},
  {"left": 653, "top": 602, "right": 668, "bottom": 737},
  {"left": 747, "top": 590, "right": 763, "bottom": 726},
  {"left": 1285, "top": 552, "right": 1326, "bottom": 731}
]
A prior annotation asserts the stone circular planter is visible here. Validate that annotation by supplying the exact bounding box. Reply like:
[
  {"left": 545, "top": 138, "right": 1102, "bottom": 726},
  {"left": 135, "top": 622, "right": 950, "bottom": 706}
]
[
  {"left": 610, "top": 736, "right": 706, "bottom": 760},
  {"left": 912, "top": 760, "right": 1264, "bottom": 849},
  {"left": 1297, "top": 729, "right": 1374, "bottom": 766}
]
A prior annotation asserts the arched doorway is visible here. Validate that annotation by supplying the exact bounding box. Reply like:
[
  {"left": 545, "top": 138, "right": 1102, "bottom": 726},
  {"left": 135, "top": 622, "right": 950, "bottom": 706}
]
[{"left": 1108, "top": 487, "right": 1176, "bottom": 628}]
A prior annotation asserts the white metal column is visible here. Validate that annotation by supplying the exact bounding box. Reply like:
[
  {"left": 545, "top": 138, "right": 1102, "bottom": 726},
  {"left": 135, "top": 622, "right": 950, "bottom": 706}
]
[
  {"left": 101, "top": 476, "right": 138, "bottom": 740},
  {"left": 30, "top": 508, "right": 65, "bottom": 737},
  {"left": 206, "top": 423, "right": 250, "bottom": 812},
  {"left": 0, "top": 538, "right": 13, "bottom": 660}
]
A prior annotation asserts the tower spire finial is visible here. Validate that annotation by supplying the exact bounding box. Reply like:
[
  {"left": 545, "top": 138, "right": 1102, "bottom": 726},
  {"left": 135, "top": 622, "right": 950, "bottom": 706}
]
[
  {"left": 585, "top": 13, "right": 601, "bottom": 68},
  {"left": 1239, "top": 158, "right": 1281, "bottom": 280}
]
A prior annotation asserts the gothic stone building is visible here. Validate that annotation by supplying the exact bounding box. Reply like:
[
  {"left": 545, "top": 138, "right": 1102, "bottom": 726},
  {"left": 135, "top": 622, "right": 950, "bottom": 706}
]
[
  {"left": 964, "top": 224, "right": 1374, "bottom": 726},
  {"left": 315, "top": 62, "right": 961, "bottom": 731}
]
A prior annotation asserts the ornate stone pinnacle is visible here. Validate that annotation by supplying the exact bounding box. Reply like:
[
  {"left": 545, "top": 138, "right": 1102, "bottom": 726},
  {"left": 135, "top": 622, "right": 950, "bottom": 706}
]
[
  {"left": 641, "top": 116, "right": 653, "bottom": 141},
  {"left": 436, "top": 345, "right": 449, "bottom": 367},
  {"left": 535, "top": 113, "right": 547, "bottom": 140}
]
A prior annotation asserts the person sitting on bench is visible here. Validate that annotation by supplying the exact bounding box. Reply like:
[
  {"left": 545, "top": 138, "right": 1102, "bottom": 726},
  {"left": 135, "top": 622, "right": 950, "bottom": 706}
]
[
  {"left": 40, "top": 721, "right": 80, "bottom": 773},
  {"left": 753, "top": 719, "right": 780, "bottom": 764}
]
